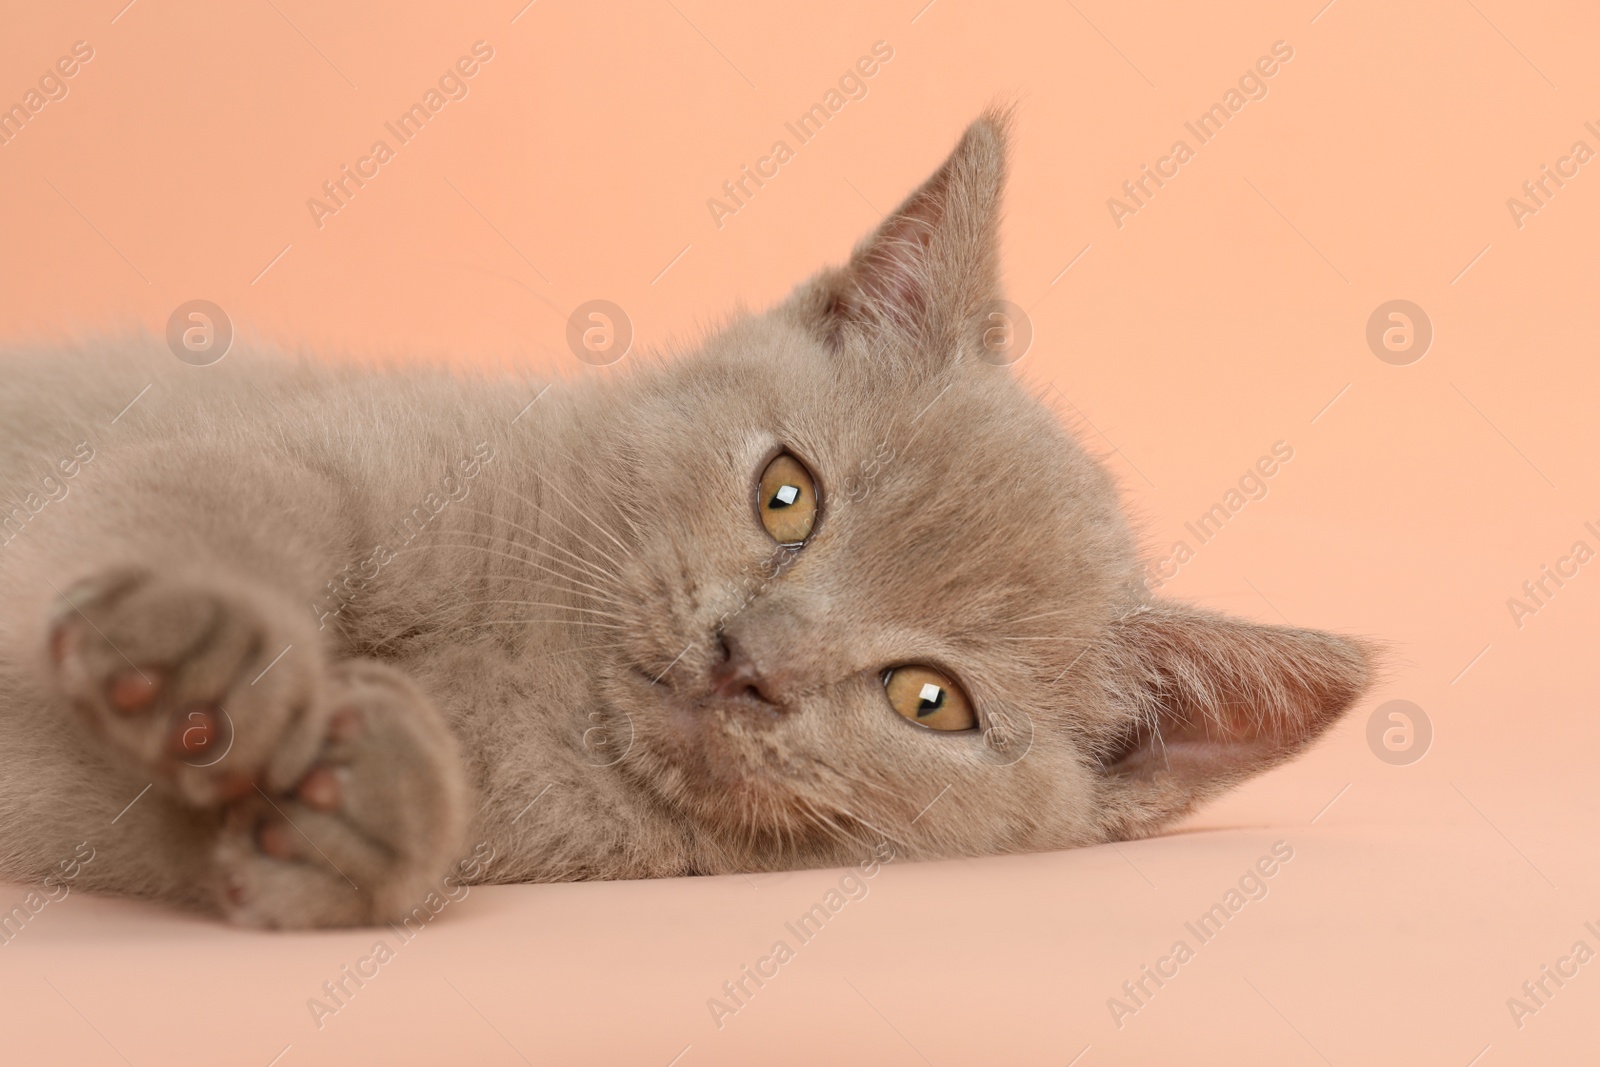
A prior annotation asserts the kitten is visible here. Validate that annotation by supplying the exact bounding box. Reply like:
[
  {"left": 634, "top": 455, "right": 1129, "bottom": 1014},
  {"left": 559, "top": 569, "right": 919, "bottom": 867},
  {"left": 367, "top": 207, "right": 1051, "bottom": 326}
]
[{"left": 0, "top": 110, "right": 1373, "bottom": 929}]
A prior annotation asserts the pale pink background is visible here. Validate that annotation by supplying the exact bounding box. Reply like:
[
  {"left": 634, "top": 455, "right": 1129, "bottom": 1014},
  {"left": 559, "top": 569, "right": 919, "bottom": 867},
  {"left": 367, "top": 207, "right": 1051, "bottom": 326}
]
[{"left": 2, "top": 0, "right": 1597, "bottom": 1063}]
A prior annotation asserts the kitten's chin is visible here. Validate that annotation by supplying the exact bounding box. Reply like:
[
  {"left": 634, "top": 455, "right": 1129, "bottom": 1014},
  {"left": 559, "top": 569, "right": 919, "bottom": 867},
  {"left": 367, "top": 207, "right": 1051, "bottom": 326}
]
[{"left": 612, "top": 663, "right": 798, "bottom": 826}]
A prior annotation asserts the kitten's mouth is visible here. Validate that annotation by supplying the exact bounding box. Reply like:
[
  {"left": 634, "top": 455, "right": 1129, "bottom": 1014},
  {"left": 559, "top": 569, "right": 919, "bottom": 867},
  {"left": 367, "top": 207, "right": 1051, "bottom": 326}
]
[
  {"left": 619, "top": 659, "right": 794, "bottom": 806},
  {"left": 616, "top": 660, "right": 824, "bottom": 844}
]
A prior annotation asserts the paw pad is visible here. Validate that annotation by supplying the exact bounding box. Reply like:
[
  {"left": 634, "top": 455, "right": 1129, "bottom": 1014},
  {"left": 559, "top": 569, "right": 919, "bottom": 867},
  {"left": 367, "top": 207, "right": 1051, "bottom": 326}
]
[
  {"left": 49, "top": 623, "right": 79, "bottom": 665},
  {"left": 328, "top": 707, "right": 365, "bottom": 742},
  {"left": 224, "top": 873, "right": 251, "bottom": 906},
  {"left": 109, "top": 668, "right": 162, "bottom": 714},
  {"left": 256, "top": 818, "right": 298, "bottom": 861},
  {"left": 296, "top": 766, "right": 342, "bottom": 812},
  {"left": 167, "top": 705, "right": 221, "bottom": 758}
]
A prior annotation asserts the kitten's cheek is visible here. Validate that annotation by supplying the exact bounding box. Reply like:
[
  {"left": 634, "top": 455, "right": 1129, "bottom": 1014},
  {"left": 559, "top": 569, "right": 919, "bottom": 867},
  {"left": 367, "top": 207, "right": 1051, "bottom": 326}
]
[{"left": 662, "top": 699, "right": 706, "bottom": 746}]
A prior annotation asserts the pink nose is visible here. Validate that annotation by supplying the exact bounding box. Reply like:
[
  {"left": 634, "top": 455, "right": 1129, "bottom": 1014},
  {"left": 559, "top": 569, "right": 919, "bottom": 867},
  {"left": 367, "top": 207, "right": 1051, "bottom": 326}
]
[{"left": 708, "top": 633, "right": 778, "bottom": 705}]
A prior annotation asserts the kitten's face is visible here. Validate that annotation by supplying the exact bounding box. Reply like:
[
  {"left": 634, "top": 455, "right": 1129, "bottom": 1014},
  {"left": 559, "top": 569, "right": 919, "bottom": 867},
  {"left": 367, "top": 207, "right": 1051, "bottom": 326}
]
[
  {"left": 582, "top": 113, "right": 1373, "bottom": 868},
  {"left": 594, "top": 316, "right": 1133, "bottom": 862}
]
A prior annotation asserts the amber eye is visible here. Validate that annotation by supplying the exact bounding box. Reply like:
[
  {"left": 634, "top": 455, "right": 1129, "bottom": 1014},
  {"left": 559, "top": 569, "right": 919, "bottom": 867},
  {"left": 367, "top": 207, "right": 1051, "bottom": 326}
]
[
  {"left": 883, "top": 666, "right": 975, "bottom": 732},
  {"left": 757, "top": 452, "right": 819, "bottom": 545}
]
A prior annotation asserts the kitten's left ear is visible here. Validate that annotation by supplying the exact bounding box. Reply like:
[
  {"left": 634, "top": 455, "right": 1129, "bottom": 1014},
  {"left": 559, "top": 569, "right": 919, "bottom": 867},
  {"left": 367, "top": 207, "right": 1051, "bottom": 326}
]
[
  {"left": 785, "top": 107, "right": 1011, "bottom": 364},
  {"left": 1094, "top": 604, "right": 1380, "bottom": 840}
]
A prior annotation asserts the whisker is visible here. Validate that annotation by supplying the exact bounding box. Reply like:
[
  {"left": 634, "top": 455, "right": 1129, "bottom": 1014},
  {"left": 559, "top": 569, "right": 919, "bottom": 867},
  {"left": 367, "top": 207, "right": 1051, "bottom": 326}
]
[
  {"left": 389, "top": 542, "right": 622, "bottom": 603},
  {"left": 798, "top": 799, "right": 869, "bottom": 856},
  {"left": 465, "top": 618, "right": 625, "bottom": 631},
  {"left": 524, "top": 642, "right": 629, "bottom": 661},
  {"left": 1003, "top": 606, "right": 1090, "bottom": 626},
  {"left": 347, "top": 577, "right": 627, "bottom": 648},
  {"left": 995, "top": 635, "right": 1097, "bottom": 642},
  {"left": 449, "top": 506, "right": 619, "bottom": 587},
  {"left": 432, "top": 598, "right": 629, "bottom": 622},
  {"left": 464, "top": 571, "right": 628, "bottom": 609},
  {"left": 424, "top": 529, "right": 621, "bottom": 593},
  {"left": 494, "top": 482, "right": 632, "bottom": 574},
  {"left": 357, "top": 608, "right": 625, "bottom": 654},
  {"left": 534, "top": 467, "right": 634, "bottom": 560}
]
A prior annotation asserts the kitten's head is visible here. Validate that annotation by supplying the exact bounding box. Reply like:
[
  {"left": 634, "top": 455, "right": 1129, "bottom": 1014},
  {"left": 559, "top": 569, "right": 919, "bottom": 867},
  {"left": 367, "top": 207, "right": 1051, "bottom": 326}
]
[{"left": 584, "top": 110, "right": 1373, "bottom": 869}]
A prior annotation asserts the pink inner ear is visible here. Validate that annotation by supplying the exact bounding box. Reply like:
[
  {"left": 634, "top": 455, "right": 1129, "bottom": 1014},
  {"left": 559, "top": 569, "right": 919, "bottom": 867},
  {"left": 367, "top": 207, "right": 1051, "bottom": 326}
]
[
  {"left": 1100, "top": 605, "right": 1376, "bottom": 790},
  {"left": 1111, "top": 732, "right": 1266, "bottom": 785},
  {"left": 846, "top": 189, "right": 947, "bottom": 330},
  {"left": 789, "top": 110, "right": 1010, "bottom": 354},
  {"left": 1106, "top": 703, "right": 1286, "bottom": 784}
]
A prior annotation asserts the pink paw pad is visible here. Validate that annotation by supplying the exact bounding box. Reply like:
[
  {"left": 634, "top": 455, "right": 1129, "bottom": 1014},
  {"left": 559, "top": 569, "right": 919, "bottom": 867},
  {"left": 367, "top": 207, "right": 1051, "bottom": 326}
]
[
  {"left": 328, "top": 707, "right": 365, "bottom": 742},
  {"left": 224, "top": 873, "right": 251, "bottom": 906},
  {"left": 296, "top": 766, "right": 342, "bottom": 812},
  {"left": 256, "top": 819, "right": 297, "bottom": 860},
  {"left": 109, "top": 668, "right": 162, "bottom": 714},
  {"left": 167, "top": 705, "right": 220, "bottom": 758},
  {"left": 49, "top": 623, "right": 79, "bottom": 665}
]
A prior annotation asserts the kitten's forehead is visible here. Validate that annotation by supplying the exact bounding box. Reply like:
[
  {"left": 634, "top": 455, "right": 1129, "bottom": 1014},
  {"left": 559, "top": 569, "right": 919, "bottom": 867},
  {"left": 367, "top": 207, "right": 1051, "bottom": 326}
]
[
  {"left": 690, "top": 319, "right": 1132, "bottom": 662},
  {"left": 822, "top": 370, "right": 1122, "bottom": 617}
]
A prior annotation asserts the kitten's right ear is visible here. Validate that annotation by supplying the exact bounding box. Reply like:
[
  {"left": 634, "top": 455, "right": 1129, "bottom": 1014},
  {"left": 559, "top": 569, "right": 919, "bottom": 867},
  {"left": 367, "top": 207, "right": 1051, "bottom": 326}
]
[{"left": 783, "top": 107, "right": 1012, "bottom": 369}]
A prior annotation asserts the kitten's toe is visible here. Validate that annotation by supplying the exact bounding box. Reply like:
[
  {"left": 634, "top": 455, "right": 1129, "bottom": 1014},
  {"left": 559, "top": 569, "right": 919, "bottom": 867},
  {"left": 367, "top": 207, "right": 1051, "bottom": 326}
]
[
  {"left": 45, "top": 567, "right": 322, "bottom": 806},
  {"left": 107, "top": 664, "right": 163, "bottom": 712},
  {"left": 45, "top": 571, "right": 468, "bottom": 929},
  {"left": 212, "top": 661, "right": 469, "bottom": 929}
]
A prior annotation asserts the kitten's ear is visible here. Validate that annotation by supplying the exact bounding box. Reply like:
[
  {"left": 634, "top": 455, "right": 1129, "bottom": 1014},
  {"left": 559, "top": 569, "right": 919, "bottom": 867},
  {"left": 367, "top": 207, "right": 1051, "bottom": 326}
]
[
  {"left": 1095, "top": 604, "right": 1377, "bottom": 839},
  {"left": 785, "top": 107, "right": 1011, "bottom": 363}
]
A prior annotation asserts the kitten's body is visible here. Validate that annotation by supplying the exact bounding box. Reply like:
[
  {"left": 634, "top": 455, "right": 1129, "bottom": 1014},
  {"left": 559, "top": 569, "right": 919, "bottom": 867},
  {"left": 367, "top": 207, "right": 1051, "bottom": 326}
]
[
  {"left": 0, "top": 354, "right": 697, "bottom": 896},
  {"left": 0, "top": 114, "right": 1374, "bottom": 927}
]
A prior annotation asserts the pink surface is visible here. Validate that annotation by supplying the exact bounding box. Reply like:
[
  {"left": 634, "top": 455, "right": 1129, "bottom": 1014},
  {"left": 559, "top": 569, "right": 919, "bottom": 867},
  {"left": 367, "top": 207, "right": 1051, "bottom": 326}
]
[{"left": 3, "top": 0, "right": 1598, "bottom": 1062}]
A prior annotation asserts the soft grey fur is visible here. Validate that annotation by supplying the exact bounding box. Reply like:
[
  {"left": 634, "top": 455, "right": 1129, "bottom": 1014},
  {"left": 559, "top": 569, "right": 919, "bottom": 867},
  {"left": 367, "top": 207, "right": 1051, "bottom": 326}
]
[{"left": 0, "top": 112, "right": 1374, "bottom": 928}]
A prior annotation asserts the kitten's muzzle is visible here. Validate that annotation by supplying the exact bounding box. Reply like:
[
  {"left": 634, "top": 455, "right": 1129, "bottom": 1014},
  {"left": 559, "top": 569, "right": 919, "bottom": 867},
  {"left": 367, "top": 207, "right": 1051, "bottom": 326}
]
[{"left": 708, "top": 632, "right": 781, "bottom": 707}]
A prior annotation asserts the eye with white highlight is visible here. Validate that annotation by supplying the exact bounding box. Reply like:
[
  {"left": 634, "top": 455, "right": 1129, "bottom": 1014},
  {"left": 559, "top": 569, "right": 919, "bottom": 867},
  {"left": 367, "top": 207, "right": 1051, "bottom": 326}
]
[{"left": 883, "top": 666, "right": 975, "bottom": 732}]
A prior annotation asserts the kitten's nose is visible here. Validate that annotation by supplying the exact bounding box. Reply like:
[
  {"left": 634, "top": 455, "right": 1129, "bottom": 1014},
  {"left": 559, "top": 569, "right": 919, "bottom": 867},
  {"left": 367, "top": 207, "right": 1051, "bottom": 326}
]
[{"left": 709, "top": 632, "right": 778, "bottom": 705}]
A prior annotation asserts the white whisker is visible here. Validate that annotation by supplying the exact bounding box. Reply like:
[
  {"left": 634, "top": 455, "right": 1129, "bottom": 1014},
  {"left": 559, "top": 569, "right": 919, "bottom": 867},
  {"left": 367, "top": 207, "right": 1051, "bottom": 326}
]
[
  {"left": 390, "top": 542, "right": 622, "bottom": 603},
  {"left": 495, "top": 481, "right": 633, "bottom": 574},
  {"left": 535, "top": 467, "right": 634, "bottom": 559},
  {"left": 437, "top": 598, "right": 629, "bottom": 622},
  {"left": 450, "top": 506, "right": 619, "bottom": 587}
]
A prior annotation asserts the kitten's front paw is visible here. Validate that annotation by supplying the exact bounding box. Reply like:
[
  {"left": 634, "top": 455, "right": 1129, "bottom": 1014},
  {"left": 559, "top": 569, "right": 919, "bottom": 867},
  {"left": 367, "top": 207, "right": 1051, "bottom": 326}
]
[
  {"left": 47, "top": 567, "right": 324, "bottom": 806},
  {"left": 213, "top": 662, "right": 468, "bottom": 929},
  {"left": 46, "top": 570, "right": 469, "bottom": 928}
]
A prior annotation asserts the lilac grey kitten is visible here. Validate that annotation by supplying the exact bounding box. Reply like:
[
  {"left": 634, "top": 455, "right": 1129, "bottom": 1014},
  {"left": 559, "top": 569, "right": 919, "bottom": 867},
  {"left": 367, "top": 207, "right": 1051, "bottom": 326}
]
[{"left": 0, "top": 111, "right": 1373, "bottom": 928}]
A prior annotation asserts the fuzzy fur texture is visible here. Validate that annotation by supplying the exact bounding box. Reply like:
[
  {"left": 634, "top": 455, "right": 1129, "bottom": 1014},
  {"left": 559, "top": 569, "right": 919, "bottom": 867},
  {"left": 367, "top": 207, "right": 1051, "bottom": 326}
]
[{"left": 0, "top": 110, "right": 1374, "bottom": 928}]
